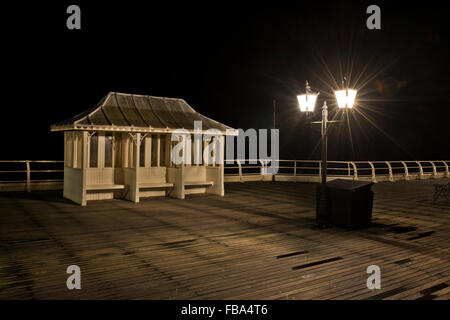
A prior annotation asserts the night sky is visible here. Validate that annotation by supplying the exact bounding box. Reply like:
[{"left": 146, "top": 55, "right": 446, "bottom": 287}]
[{"left": 2, "top": 1, "right": 449, "bottom": 161}]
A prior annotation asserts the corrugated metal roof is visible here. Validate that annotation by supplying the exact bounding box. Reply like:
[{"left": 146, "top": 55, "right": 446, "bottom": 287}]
[{"left": 51, "top": 92, "right": 237, "bottom": 134}]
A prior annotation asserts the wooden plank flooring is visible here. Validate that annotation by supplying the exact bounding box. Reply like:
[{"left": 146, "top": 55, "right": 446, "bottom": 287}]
[{"left": 0, "top": 179, "right": 449, "bottom": 299}]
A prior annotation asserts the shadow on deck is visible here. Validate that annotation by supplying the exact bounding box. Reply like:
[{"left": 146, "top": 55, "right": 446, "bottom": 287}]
[{"left": 0, "top": 179, "right": 449, "bottom": 299}]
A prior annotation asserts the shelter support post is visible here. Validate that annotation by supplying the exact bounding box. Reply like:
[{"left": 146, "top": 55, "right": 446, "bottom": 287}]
[
  {"left": 81, "top": 131, "right": 88, "bottom": 206},
  {"left": 124, "top": 133, "right": 140, "bottom": 203},
  {"left": 206, "top": 136, "right": 225, "bottom": 196},
  {"left": 168, "top": 136, "right": 185, "bottom": 199}
]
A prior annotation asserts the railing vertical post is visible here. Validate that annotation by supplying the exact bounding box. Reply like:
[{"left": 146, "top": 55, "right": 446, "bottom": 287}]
[
  {"left": 430, "top": 161, "right": 438, "bottom": 178},
  {"left": 347, "top": 162, "right": 351, "bottom": 177},
  {"left": 416, "top": 161, "right": 424, "bottom": 179},
  {"left": 385, "top": 161, "right": 394, "bottom": 182},
  {"left": 237, "top": 160, "right": 243, "bottom": 183},
  {"left": 400, "top": 161, "right": 409, "bottom": 180},
  {"left": 259, "top": 159, "right": 265, "bottom": 181},
  {"left": 318, "top": 161, "right": 322, "bottom": 183},
  {"left": 269, "top": 160, "right": 275, "bottom": 182},
  {"left": 368, "top": 162, "right": 377, "bottom": 183},
  {"left": 444, "top": 161, "right": 449, "bottom": 178},
  {"left": 350, "top": 162, "right": 358, "bottom": 180},
  {"left": 294, "top": 160, "right": 297, "bottom": 182},
  {"left": 26, "top": 160, "right": 31, "bottom": 192}
]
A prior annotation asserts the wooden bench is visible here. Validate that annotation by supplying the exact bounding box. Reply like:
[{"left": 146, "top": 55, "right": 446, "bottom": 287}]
[
  {"left": 184, "top": 181, "right": 214, "bottom": 187},
  {"left": 86, "top": 184, "right": 126, "bottom": 191},
  {"left": 433, "top": 183, "right": 450, "bottom": 204},
  {"left": 139, "top": 182, "right": 174, "bottom": 198}
]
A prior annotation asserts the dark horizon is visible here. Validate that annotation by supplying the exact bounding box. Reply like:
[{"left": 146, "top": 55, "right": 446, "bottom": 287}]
[{"left": 2, "top": 1, "right": 449, "bottom": 161}]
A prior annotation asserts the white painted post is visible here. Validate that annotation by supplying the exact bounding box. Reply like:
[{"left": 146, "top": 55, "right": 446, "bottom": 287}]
[
  {"left": 237, "top": 159, "right": 243, "bottom": 182},
  {"left": 212, "top": 137, "right": 216, "bottom": 168},
  {"left": 444, "top": 161, "right": 449, "bottom": 178},
  {"left": 166, "top": 134, "right": 171, "bottom": 167},
  {"left": 416, "top": 161, "right": 424, "bottom": 179},
  {"left": 124, "top": 133, "right": 140, "bottom": 202},
  {"left": 430, "top": 161, "right": 438, "bottom": 178},
  {"left": 129, "top": 135, "right": 134, "bottom": 168},
  {"left": 134, "top": 133, "right": 141, "bottom": 202},
  {"left": 144, "top": 135, "right": 151, "bottom": 168},
  {"left": 350, "top": 162, "right": 358, "bottom": 180},
  {"left": 123, "top": 133, "right": 129, "bottom": 168},
  {"left": 319, "top": 161, "right": 322, "bottom": 182},
  {"left": 203, "top": 140, "right": 208, "bottom": 167},
  {"left": 69, "top": 132, "right": 74, "bottom": 168},
  {"left": 259, "top": 159, "right": 265, "bottom": 180},
  {"left": 73, "top": 135, "right": 78, "bottom": 169},
  {"left": 98, "top": 133, "right": 105, "bottom": 169},
  {"left": 218, "top": 135, "right": 225, "bottom": 196},
  {"left": 81, "top": 131, "right": 88, "bottom": 206},
  {"left": 385, "top": 161, "right": 394, "bottom": 182},
  {"left": 157, "top": 134, "right": 161, "bottom": 167},
  {"left": 400, "top": 161, "right": 409, "bottom": 180},
  {"left": 64, "top": 132, "right": 67, "bottom": 167},
  {"left": 26, "top": 161, "right": 31, "bottom": 192},
  {"left": 179, "top": 135, "right": 185, "bottom": 199},
  {"left": 168, "top": 136, "right": 185, "bottom": 199},
  {"left": 294, "top": 160, "right": 297, "bottom": 182},
  {"left": 368, "top": 161, "right": 377, "bottom": 183},
  {"left": 195, "top": 135, "right": 200, "bottom": 167}
]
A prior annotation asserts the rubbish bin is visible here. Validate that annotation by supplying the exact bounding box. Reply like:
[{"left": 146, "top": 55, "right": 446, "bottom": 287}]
[{"left": 326, "top": 179, "right": 374, "bottom": 230}]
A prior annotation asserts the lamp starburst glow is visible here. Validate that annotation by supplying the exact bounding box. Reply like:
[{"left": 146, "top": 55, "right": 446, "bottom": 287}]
[{"left": 334, "top": 89, "right": 357, "bottom": 108}]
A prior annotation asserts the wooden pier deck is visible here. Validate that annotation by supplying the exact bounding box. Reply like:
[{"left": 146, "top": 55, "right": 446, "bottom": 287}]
[{"left": 0, "top": 179, "right": 449, "bottom": 299}]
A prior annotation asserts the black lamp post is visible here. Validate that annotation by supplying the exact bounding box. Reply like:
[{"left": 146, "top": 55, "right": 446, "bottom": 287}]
[{"left": 297, "top": 81, "right": 357, "bottom": 227}]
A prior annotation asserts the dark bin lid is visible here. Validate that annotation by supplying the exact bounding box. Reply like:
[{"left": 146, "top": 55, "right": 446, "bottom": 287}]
[{"left": 326, "top": 179, "right": 374, "bottom": 190}]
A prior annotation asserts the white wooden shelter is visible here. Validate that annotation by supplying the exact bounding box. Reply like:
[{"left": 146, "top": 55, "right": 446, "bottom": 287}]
[{"left": 51, "top": 92, "right": 237, "bottom": 206}]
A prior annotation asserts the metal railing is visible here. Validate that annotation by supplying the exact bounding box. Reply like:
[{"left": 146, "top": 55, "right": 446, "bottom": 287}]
[
  {"left": 0, "top": 159, "right": 448, "bottom": 192},
  {"left": 0, "top": 160, "right": 64, "bottom": 192},
  {"left": 224, "top": 159, "right": 450, "bottom": 183}
]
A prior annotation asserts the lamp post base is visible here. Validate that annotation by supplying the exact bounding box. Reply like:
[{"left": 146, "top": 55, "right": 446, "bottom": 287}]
[{"left": 315, "top": 184, "right": 332, "bottom": 228}]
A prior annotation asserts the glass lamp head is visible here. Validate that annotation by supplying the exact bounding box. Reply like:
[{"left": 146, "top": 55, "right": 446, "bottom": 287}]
[
  {"left": 297, "top": 81, "right": 319, "bottom": 112},
  {"left": 334, "top": 88, "right": 357, "bottom": 109}
]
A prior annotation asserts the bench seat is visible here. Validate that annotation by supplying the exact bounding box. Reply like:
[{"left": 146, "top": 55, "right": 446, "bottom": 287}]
[
  {"left": 184, "top": 181, "right": 214, "bottom": 186},
  {"left": 86, "top": 184, "right": 126, "bottom": 191},
  {"left": 139, "top": 182, "right": 174, "bottom": 189}
]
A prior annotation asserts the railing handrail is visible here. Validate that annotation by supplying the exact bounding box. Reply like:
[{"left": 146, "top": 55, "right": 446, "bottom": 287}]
[
  {"left": 0, "top": 160, "right": 63, "bottom": 163},
  {"left": 0, "top": 160, "right": 449, "bottom": 192}
]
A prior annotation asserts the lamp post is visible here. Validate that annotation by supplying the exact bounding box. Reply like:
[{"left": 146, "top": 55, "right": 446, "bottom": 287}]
[{"left": 297, "top": 81, "right": 357, "bottom": 227}]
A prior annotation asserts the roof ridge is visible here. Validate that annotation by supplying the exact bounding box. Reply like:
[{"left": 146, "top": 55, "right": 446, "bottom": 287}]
[{"left": 112, "top": 91, "right": 184, "bottom": 101}]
